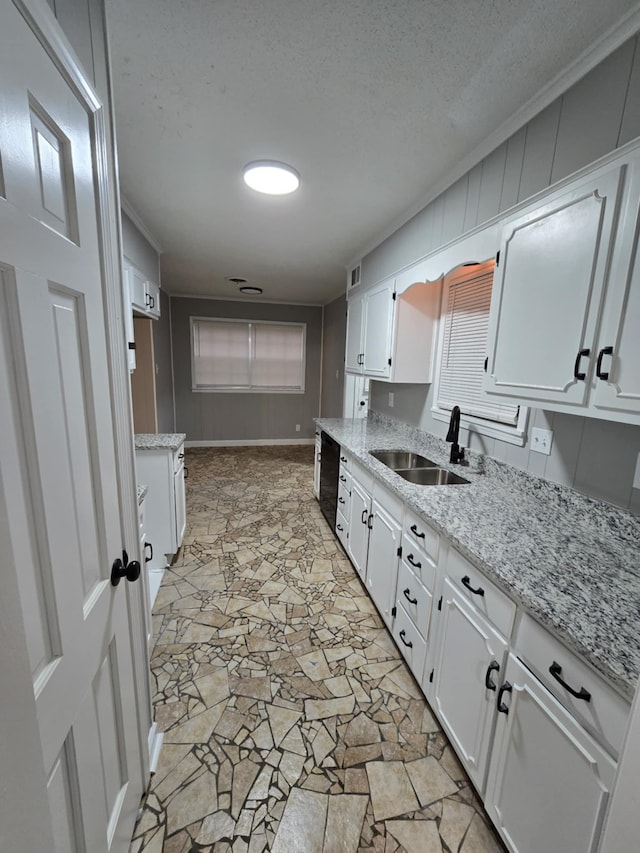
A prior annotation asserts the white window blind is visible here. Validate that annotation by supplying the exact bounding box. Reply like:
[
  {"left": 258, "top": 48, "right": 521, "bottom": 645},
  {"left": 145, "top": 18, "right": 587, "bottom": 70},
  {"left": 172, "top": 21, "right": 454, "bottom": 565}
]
[
  {"left": 191, "top": 318, "right": 306, "bottom": 392},
  {"left": 438, "top": 269, "right": 520, "bottom": 426}
]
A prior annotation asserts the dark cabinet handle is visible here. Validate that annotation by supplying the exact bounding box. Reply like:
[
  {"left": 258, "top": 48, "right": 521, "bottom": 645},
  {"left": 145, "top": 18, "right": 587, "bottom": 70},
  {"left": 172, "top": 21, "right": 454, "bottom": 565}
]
[
  {"left": 485, "top": 660, "right": 500, "bottom": 691},
  {"left": 461, "top": 575, "right": 485, "bottom": 597},
  {"left": 336, "top": 523, "right": 343, "bottom": 532},
  {"left": 340, "top": 475, "right": 347, "bottom": 483},
  {"left": 340, "top": 455, "right": 347, "bottom": 462},
  {"left": 111, "top": 549, "right": 141, "bottom": 586},
  {"left": 595, "top": 346, "right": 613, "bottom": 381},
  {"left": 144, "top": 541, "right": 153, "bottom": 563},
  {"left": 573, "top": 348, "right": 590, "bottom": 381},
  {"left": 338, "top": 497, "right": 345, "bottom": 505},
  {"left": 407, "top": 553, "right": 422, "bottom": 569},
  {"left": 497, "top": 681, "right": 512, "bottom": 714},
  {"left": 549, "top": 661, "right": 591, "bottom": 702},
  {"left": 367, "top": 513, "right": 373, "bottom": 530},
  {"left": 410, "top": 524, "right": 425, "bottom": 540},
  {"left": 184, "top": 466, "right": 188, "bottom": 479},
  {"left": 178, "top": 452, "right": 185, "bottom": 460},
  {"left": 361, "top": 509, "right": 368, "bottom": 525},
  {"left": 399, "top": 629, "right": 413, "bottom": 649},
  {"left": 403, "top": 588, "right": 418, "bottom": 605}
]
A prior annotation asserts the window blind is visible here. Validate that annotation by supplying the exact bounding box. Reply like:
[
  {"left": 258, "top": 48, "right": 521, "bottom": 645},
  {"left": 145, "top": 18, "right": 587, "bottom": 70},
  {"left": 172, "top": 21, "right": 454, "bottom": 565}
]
[
  {"left": 438, "top": 270, "right": 520, "bottom": 425},
  {"left": 191, "top": 318, "right": 305, "bottom": 392}
]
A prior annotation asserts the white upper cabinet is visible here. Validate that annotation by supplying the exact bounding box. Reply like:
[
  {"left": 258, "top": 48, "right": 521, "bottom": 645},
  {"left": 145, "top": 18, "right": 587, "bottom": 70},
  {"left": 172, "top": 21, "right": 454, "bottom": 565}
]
[
  {"left": 483, "top": 164, "right": 622, "bottom": 410},
  {"left": 483, "top": 145, "right": 640, "bottom": 425},
  {"left": 345, "top": 276, "right": 442, "bottom": 383},
  {"left": 126, "top": 257, "right": 161, "bottom": 320}
]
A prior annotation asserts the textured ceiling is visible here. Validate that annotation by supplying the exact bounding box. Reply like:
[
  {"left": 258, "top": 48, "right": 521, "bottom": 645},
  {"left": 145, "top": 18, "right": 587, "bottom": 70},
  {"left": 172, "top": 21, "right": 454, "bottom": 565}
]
[{"left": 107, "top": 0, "right": 640, "bottom": 304}]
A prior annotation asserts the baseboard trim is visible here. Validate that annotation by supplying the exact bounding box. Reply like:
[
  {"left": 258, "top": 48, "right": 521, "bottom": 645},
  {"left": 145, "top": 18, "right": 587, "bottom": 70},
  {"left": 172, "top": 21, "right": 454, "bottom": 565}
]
[{"left": 184, "top": 439, "right": 315, "bottom": 447}]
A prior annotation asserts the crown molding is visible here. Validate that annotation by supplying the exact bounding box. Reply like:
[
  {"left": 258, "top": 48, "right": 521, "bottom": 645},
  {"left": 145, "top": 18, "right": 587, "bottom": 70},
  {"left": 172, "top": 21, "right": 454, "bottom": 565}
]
[{"left": 120, "top": 194, "right": 164, "bottom": 254}]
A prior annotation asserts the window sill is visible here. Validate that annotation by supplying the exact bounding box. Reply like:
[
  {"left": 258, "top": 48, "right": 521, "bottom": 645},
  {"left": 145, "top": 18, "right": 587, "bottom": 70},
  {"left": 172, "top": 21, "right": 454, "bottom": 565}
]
[
  {"left": 192, "top": 387, "right": 305, "bottom": 394},
  {"left": 431, "top": 405, "right": 529, "bottom": 447}
]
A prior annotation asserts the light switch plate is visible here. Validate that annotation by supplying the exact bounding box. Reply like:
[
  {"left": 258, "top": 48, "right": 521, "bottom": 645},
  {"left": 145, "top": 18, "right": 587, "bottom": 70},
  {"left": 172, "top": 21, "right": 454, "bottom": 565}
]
[{"left": 531, "top": 427, "right": 553, "bottom": 455}]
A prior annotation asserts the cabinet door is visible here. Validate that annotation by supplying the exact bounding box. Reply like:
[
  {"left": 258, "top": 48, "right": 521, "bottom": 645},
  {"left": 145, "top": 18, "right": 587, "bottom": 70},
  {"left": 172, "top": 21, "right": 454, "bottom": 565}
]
[
  {"left": 146, "top": 280, "right": 161, "bottom": 319},
  {"left": 363, "top": 281, "right": 394, "bottom": 378},
  {"left": 313, "top": 435, "right": 321, "bottom": 499},
  {"left": 591, "top": 159, "right": 640, "bottom": 420},
  {"left": 129, "top": 265, "right": 148, "bottom": 314},
  {"left": 173, "top": 464, "right": 186, "bottom": 551},
  {"left": 432, "top": 578, "right": 508, "bottom": 793},
  {"left": 485, "top": 655, "right": 616, "bottom": 853},
  {"left": 484, "top": 167, "right": 622, "bottom": 408},
  {"left": 345, "top": 293, "right": 364, "bottom": 373},
  {"left": 347, "top": 477, "right": 370, "bottom": 580},
  {"left": 366, "top": 496, "right": 401, "bottom": 627}
]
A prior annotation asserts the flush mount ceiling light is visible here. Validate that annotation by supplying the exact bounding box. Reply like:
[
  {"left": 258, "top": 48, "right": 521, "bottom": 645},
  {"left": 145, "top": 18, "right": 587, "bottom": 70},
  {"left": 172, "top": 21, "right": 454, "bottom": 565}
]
[
  {"left": 225, "top": 276, "right": 248, "bottom": 284},
  {"left": 242, "top": 160, "right": 300, "bottom": 195},
  {"left": 239, "top": 286, "right": 263, "bottom": 295}
]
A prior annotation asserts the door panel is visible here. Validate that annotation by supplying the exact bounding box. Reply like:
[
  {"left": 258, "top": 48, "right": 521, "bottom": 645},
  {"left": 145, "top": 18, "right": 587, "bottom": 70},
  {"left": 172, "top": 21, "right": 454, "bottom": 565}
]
[{"left": 0, "top": 3, "right": 143, "bottom": 850}]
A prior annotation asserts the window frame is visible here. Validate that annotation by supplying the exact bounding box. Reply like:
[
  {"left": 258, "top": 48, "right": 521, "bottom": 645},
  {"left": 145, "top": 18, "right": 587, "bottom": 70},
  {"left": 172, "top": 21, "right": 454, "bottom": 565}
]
[
  {"left": 190, "top": 316, "right": 307, "bottom": 394},
  {"left": 431, "top": 263, "right": 529, "bottom": 446}
]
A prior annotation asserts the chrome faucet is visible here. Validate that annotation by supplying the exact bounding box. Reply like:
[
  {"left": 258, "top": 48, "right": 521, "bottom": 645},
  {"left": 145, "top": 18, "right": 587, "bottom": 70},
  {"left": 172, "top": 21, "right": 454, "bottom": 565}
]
[{"left": 446, "top": 405, "right": 467, "bottom": 465}]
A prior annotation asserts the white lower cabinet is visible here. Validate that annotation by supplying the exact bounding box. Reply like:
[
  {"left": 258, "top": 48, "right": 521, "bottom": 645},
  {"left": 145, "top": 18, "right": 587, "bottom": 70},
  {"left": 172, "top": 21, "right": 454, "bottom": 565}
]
[
  {"left": 313, "top": 431, "right": 321, "bottom": 499},
  {"left": 485, "top": 654, "right": 616, "bottom": 853},
  {"left": 347, "top": 475, "right": 371, "bottom": 580},
  {"left": 392, "top": 603, "right": 427, "bottom": 679},
  {"left": 432, "top": 577, "right": 508, "bottom": 793},
  {"left": 366, "top": 492, "right": 402, "bottom": 628}
]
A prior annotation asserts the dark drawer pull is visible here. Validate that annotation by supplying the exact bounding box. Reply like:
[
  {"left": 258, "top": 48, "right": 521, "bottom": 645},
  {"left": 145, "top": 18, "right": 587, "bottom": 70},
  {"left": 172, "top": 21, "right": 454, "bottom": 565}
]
[
  {"left": 367, "top": 512, "right": 373, "bottom": 530},
  {"left": 595, "top": 346, "right": 613, "bottom": 380},
  {"left": 144, "top": 541, "right": 153, "bottom": 563},
  {"left": 410, "top": 524, "right": 425, "bottom": 540},
  {"left": 340, "top": 475, "right": 347, "bottom": 483},
  {"left": 573, "top": 347, "right": 590, "bottom": 381},
  {"left": 403, "top": 588, "right": 418, "bottom": 605},
  {"left": 497, "top": 681, "right": 512, "bottom": 714},
  {"left": 461, "top": 575, "right": 484, "bottom": 597},
  {"left": 336, "top": 523, "right": 343, "bottom": 532},
  {"left": 338, "top": 497, "right": 345, "bottom": 504},
  {"left": 399, "top": 629, "right": 413, "bottom": 649},
  {"left": 361, "top": 509, "right": 368, "bottom": 525},
  {"left": 184, "top": 466, "right": 188, "bottom": 479},
  {"left": 340, "top": 455, "right": 348, "bottom": 462},
  {"left": 485, "top": 660, "right": 500, "bottom": 691},
  {"left": 407, "top": 553, "right": 422, "bottom": 569},
  {"left": 549, "top": 661, "right": 591, "bottom": 702}
]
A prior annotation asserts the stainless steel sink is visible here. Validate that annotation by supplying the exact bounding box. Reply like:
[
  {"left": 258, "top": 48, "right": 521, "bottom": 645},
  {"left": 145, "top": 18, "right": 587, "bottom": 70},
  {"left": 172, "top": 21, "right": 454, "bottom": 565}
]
[
  {"left": 370, "top": 449, "right": 437, "bottom": 469},
  {"left": 396, "top": 468, "right": 470, "bottom": 486}
]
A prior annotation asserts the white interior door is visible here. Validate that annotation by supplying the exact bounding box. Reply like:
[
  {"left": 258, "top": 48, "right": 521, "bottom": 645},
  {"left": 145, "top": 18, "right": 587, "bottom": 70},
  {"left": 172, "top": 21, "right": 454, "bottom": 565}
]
[{"left": 0, "top": 3, "right": 144, "bottom": 851}]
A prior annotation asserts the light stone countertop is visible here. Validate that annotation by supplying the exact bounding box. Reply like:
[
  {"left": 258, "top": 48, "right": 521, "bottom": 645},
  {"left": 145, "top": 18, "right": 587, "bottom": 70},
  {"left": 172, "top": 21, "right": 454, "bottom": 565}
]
[
  {"left": 316, "top": 414, "right": 640, "bottom": 700},
  {"left": 134, "top": 433, "right": 186, "bottom": 452}
]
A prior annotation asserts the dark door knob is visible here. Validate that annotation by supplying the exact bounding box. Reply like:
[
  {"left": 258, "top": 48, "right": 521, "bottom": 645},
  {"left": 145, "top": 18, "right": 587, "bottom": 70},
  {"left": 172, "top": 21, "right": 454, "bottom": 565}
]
[{"left": 111, "top": 549, "right": 141, "bottom": 586}]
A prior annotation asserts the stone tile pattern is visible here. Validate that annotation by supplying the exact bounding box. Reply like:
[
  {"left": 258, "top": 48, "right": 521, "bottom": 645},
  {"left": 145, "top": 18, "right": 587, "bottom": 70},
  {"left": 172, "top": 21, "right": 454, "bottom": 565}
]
[
  {"left": 316, "top": 414, "right": 640, "bottom": 699},
  {"left": 135, "top": 433, "right": 187, "bottom": 451},
  {"left": 130, "top": 446, "right": 506, "bottom": 853}
]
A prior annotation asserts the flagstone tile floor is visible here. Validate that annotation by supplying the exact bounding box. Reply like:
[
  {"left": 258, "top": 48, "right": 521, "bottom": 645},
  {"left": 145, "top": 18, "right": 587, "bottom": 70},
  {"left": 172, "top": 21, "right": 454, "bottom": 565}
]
[{"left": 130, "top": 446, "right": 507, "bottom": 853}]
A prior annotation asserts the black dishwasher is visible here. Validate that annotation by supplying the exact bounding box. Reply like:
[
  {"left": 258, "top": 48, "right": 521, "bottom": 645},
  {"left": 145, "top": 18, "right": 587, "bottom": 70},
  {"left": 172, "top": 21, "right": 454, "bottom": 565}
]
[{"left": 319, "top": 431, "right": 339, "bottom": 528}]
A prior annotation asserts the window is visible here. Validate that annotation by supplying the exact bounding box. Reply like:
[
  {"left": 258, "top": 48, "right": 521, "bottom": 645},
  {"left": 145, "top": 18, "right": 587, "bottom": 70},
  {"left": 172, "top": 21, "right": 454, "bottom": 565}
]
[
  {"left": 191, "top": 318, "right": 306, "bottom": 392},
  {"left": 432, "top": 261, "right": 528, "bottom": 444}
]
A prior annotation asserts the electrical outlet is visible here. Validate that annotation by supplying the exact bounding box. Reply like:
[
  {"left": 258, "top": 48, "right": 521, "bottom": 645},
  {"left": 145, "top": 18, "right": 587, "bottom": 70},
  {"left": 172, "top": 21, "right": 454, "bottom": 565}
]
[
  {"left": 531, "top": 427, "right": 553, "bottom": 455},
  {"left": 633, "top": 452, "right": 640, "bottom": 489},
  {"left": 295, "top": 424, "right": 300, "bottom": 432},
  {"left": 388, "top": 392, "right": 394, "bottom": 408}
]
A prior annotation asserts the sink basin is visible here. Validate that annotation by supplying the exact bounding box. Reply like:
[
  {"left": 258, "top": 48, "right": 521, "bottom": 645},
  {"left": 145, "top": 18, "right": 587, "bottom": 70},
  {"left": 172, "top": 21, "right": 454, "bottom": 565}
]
[
  {"left": 396, "top": 468, "right": 470, "bottom": 486},
  {"left": 370, "top": 449, "right": 437, "bottom": 469}
]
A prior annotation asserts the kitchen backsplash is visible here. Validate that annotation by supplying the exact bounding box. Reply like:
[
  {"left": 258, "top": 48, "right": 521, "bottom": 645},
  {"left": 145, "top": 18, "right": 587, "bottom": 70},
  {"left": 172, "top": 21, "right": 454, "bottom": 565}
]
[{"left": 369, "top": 382, "right": 640, "bottom": 516}]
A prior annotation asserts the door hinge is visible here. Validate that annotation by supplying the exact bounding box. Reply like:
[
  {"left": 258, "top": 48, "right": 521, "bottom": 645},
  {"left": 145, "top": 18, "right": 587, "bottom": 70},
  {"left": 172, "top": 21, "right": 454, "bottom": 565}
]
[
  {"left": 392, "top": 292, "right": 397, "bottom": 301},
  {"left": 396, "top": 546, "right": 402, "bottom": 558},
  {"left": 429, "top": 668, "right": 434, "bottom": 683},
  {"left": 388, "top": 357, "right": 392, "bottom": 366},
  {"left": 437, "top": 596, "right": 442, "bottom": 611},
  {"left": 496, "top": 250, "right": 500, "bottom": 267},
  {"left": 391, "top": 606, "right": 397, "bottom": 618}
]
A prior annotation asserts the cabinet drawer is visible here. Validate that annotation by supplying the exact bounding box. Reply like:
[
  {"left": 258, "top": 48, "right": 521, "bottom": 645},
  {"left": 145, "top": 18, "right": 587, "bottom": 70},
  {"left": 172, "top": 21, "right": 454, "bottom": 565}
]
[
  {"left": 515, "top": 613, "right": 630, "bottom": 757},
  {"left": 335, "top": 508, "right": 349, "bottom": 550},
  {"left": 337, "top": 479, "right": 351, "bottom": 516},
  {"left": 393, "top": 603, "right": 427, "bottom": 681},
  {"left": 446, "top": 548, "right": 516, "bottom": 639},
  {"left": 403, "top": 508, "right": 439, "bottom": 563},
  {"left": 339, "top": 450, "right": 352, "bottom": 472},
  {"left": 351, "top": 459, "right": 374, "bottom": 492},
  {"left": 400, "top": 532, "right": 436, "bottom": 591},
  {"left": 338, "top": 467, "right": 351, "bottom": 493},
  {"left": 397, "top": 560, "right": 433, "bottom": 638}
]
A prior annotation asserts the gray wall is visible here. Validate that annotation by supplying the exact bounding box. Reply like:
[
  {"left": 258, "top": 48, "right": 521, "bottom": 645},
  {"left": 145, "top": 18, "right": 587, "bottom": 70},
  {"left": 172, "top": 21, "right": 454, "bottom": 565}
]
[
  {"left": 365, "top": 35, "right": 640, "bottom": 515},
  {"left": 154, "top": 290, "right": 174, "bottom": 433},
  {"left": 171, "top": 298, "right": 322, "bottom": 441},
  {"left": 321, "top": 294, "right": 347, "bottom": 418}
]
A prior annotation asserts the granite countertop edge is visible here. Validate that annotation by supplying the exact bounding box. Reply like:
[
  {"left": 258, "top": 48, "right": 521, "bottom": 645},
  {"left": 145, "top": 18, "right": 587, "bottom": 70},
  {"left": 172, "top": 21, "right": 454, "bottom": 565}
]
[
  {"left": 135, "top": 433, "right": 187, "bottom": 451},
  {"left": 316, "top": 415, "right": 640, "bottom": 701}
]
